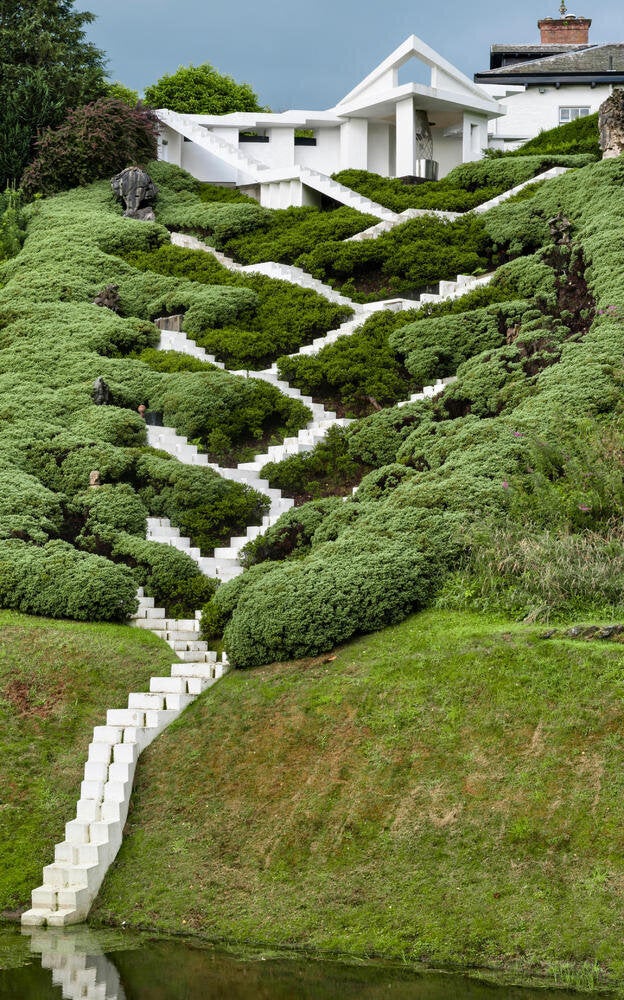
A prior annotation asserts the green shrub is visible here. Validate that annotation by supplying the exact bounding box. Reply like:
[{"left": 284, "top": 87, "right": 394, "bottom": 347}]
[
  {"left": 0, "top": 539, "right": 137, "bottom": 621},
  {"left": 260, "top": 427, "right": 360, "bottom": 500},
  {"left": 109, "top": 531, "right": 216, "bottom": 618},
  {"left": 296, "top": 212, "right": 491, "bottom": 301},
  {"left": 70, "top": 484, "right": 148, "bottom": 540},
  {"left": 20, "top": 99, "right": 159, "bottom": 198},
  {"left": 154, "top": 187, "right": 268, "bottom": 244},
  {"left": 510, "top": 114, "right": 600, "bottom": 158},
  {"left": 135, "top": 452, "right": 269, "bottom": 553},
  {"left": 125, "top": 242, "right": 352, "bottom": 368},
  {"left": 390, "top": 299, "right": 532, "bottom": 385},
  {"left": 223, "top": 523, "right": 449, "bottom": 667},
  {"left": 277, "top": 309, "right": 418, "bottom": 414},
  {"left": 332, "top": 156, "right": 594, "bottom": 213},
  {"left": 240, "top": 497, "right": 346, "bottom": 566},
  {"left": 223, "top": 205, "right": 377, "bottom": 265}
]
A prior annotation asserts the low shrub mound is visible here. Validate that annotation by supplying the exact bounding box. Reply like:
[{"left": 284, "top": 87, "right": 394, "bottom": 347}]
[
  {"left": 296, "top": 211, "right": 492, "bottom": 301},
  {"left": 125, "top": 242, "right": 352, "bottom": 368},
  {"left": 0, "top": 169, "right": 313, "bottom": 618},
  {"left": 333, "top": 153, "right": 595, "bottom": 213},
  {"left": 221, "top": 205, "right": 378, "bottom": 265}
]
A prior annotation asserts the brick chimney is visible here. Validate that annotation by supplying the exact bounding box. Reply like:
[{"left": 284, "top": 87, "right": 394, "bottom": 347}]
[{"left": 538, "top": 15, "right": 592, "bottom": 45}]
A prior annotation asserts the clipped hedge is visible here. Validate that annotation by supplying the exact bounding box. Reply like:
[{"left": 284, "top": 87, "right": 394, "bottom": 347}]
[
  {"left": 332, "top": 155, "right": 595, "bottom": 213},
  {"left": 125, "top": 242, "right": 352, "bottom": 368},
  {"left": 295, "top": 212, "right": 491, "bottom": 301},
  {"left": 0, "top": 539, "right": 137, "bottom": 621},
  {"left": 222, "top": 205, "right": 377, "bottom": 265}
]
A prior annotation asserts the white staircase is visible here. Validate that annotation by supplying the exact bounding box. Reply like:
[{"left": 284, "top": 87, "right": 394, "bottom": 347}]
[
  {"left": 21, "top": 592, "right": 229, "bottom": 928},
  {"left": 299, "top": 167, "right": 399, "bottom": 221},
  {"left": 24, "top": 926, "right": 127, "bottom": 1000},
  {"left": 158, "top": 109, "right": 268, "bottom": 181}
]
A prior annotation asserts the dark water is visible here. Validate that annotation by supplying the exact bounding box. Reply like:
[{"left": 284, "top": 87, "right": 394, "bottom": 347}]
[{"left": 0, "top": 925, "right": 600, "bottom": 1000}]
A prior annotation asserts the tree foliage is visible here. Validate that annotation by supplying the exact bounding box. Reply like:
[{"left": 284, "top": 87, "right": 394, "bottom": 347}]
[
  {"left": 20, "top": 98, "right": 159, "bottom": 197},
  {"left": 0, "top": 0, "right": 107, "bottom": 186},
  {"left": 143, "top": 62, "right": 263, "bottom": 114}
]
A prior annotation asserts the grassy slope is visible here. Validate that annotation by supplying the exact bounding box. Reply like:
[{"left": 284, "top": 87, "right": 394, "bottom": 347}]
[
  {"left": 0, "top": 612, "right": 178, "bottom": 913},
  {"left": 93, "top": 610, "right": 624, "bottom": 991}
]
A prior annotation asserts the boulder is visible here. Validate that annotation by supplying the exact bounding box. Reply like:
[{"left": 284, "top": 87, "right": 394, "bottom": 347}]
[
  {"left": 599, "top": 89, "right": 624, "bottom": 158},
  {"left": 111, "top": 166, "right": 157, "bottom": 220}
]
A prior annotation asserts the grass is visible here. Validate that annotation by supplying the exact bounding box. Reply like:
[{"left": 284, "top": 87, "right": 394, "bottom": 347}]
[
  {"left": 92, "top": 609, "right": 624, "bottom": 992},
  {"left": 0, "top": 611, "right": 178, "bottom": 913}
]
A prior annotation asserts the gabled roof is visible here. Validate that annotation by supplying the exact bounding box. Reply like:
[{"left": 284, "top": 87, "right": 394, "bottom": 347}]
[
  {"left": 335, "top": 34, "right": 493, "bottom": 108},
  {"left": 476, "top": 42, "right": 624, "bottom": 81}
]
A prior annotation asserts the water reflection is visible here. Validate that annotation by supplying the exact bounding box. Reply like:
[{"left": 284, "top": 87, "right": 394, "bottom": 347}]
[{"left": 0, "top": 924, "right": 593, "bottom": 1000}]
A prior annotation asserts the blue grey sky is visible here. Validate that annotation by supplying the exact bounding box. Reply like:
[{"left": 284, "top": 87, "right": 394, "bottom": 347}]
[{"left": 75, "top": 1, "right": 624, "bottom": 109}]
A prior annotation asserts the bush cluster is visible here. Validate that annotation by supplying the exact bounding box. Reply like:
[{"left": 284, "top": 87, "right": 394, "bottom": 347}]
[
  {"left": 124, "top": 242, "right": 352, "bottom": 368},
  {"left": 211, "top": 157, "right": 624, "bottom": 663},
  {"left": 295, "top": 212, "right": 491, "bottom": 300},
  {"left": 21, "top": 99, "right": 159, "bottom": 198},
  {"left": 222, "top": 205, "right": 377, "bottom": 265},
  {"left": 332, "top": 154, "right": 595, "bottom": 213}
]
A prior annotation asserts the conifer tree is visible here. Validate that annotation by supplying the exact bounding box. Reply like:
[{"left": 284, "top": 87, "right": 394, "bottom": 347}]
[{"left": 0, "top": 0, "right": 107, "bottom": 186}]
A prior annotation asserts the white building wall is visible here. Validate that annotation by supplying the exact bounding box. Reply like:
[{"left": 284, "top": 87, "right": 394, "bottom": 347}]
[
  {"left": 294, "top": 128, "right": 341, "bottom": 171},
  {"left": 339, "top": 119, "right": 369, "bottom": 170},
  {"left": 367, "top": 123, "right": 392, "bottom": 175},
  {"left": 254, "top": 127, "right": 295, "bottom": 168},
  {"left": 179, "top": 141, "right": 237, "bottom": 183},
  {"left": 462, "top": 113, "right": 489, "bottom": 162},
  {"left": 486, "top": 83, "right": 612, "bottom": 145},
  {"left": 433, "top": 132, "right": 464, "bottom": 178}
]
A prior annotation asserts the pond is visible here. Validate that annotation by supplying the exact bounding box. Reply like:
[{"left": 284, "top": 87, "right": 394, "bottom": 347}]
[{"left": 0, "top": 924, "right": 599, "bottom": 1000}]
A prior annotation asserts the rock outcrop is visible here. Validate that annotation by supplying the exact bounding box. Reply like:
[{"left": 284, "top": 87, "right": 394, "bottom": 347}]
[
  {"left": 111, "top": 166, "right": 157, "bottom": 220},
  {"left": 599, "top": 89, "right": 624, "bottom": 159}
]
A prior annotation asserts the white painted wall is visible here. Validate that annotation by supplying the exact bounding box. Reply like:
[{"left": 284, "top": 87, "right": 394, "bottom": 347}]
[
  {"left": 367, "top": 123, "right": 392, "bottom": 175},
  {"left": 485, "top": 83, "right": 612, "bottom": 144},
  {"left": 180, "top": 141, "right": 236, "bottom": 183},
  {"left": 433, "top": 132, "right": 464, "bottom": 178},
  {"left": 294, "top": 127, "right": 341, "bottom": 171},
  {"left": 339, "top": 119, "right": 369, "bottom": 170},
  {"left": 462, "top": 113, "right": 489, "bottom": 162}
]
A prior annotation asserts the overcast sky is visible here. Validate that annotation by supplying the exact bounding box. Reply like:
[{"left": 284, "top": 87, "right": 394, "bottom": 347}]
[{"left": 75, "top": 1, "right": 624, "bottom": 109}]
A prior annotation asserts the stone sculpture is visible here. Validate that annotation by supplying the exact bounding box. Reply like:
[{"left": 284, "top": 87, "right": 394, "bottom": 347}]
[
  {"left": 89, "top": 470, "right": 101, "bottom": 488},
  {"left": 111, "top": 166, "right": 157, "bottom": 220},
  {"left": 93, "top": 284, "right": 120, "bottom": 312},
  {"left": 92, "top": 377, "right": 111, "bottom": 405},
  {"left": 599, "top": 89, "right": 624, "bottom": 159}
]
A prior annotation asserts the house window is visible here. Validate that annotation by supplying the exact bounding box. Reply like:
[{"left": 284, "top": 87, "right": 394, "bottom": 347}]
[{"left": 559, "top": 107, "right": 591, "bottom": 124}]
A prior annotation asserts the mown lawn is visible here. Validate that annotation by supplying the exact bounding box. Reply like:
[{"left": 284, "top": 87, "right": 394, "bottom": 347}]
[
  {"left": 92, "top": 610, "right": 624, "bottom": 992},
  {"left": 0, "top": 611, "right": 177, "bottom": 913}
]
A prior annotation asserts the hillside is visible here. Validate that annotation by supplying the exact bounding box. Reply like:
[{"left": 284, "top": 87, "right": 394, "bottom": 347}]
[
  {"left": 3, "top": 112, "right": 624, "bottom": 985},
  {"left": 91, "top": 611, "right": 624, "bottom": 993},
  {"left": 0, "top": 612, "right": 177, "bottom": 914}
]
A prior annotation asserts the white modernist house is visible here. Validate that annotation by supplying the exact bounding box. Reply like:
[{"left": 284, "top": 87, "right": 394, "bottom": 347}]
[
  {"left": 157, "top": 36, "right": 505, "bottom": 211},
  {"left": 475, "top": 12, "right": 624, "bottom": 150}
]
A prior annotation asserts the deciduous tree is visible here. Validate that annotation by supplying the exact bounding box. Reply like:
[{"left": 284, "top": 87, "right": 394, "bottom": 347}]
[{"left": 144, "top": 63, "right": 264, "bottom": 115}]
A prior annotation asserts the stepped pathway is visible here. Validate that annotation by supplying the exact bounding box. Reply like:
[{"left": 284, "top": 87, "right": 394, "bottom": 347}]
[
  {"left": 21, "top": 591, "right": 229, "bottom": 928},
  {"left": 145, "top": 324, "right": 350, "bottom": 581},
  {"left": 346, "top": 166, "right": 570, "bottom": 240},
  {"left": 157, "top": 109, "right": 269, "bottom": 181},
  {"left": 23, "top": 926, "right": 128, "bottom": 1000},
  {"left": 171, "top": 231, "right": 365, "bottom": 309},
  {"left": 298, "top": 167, "right": 399, "bottom": 221}
]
